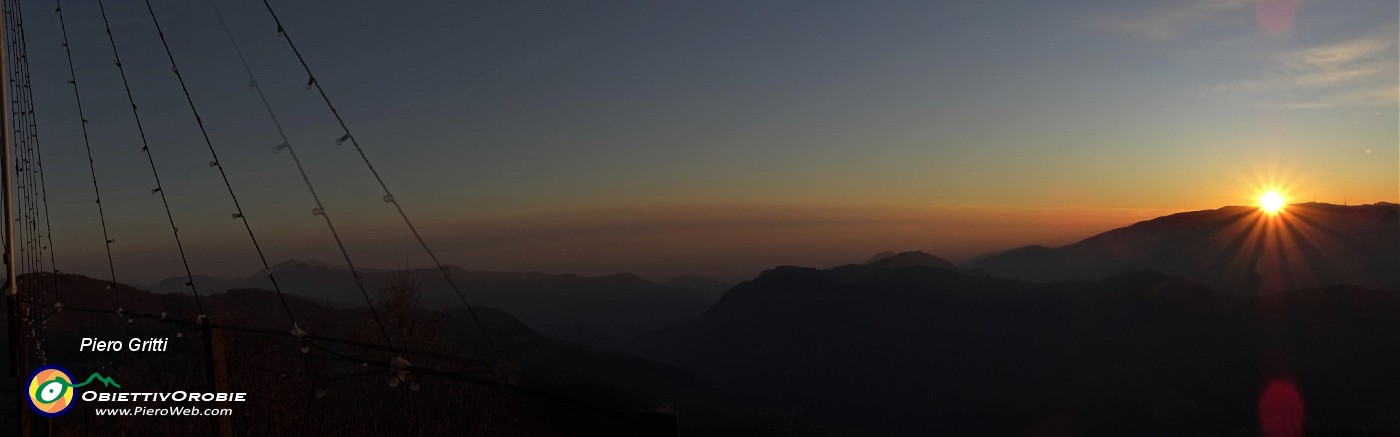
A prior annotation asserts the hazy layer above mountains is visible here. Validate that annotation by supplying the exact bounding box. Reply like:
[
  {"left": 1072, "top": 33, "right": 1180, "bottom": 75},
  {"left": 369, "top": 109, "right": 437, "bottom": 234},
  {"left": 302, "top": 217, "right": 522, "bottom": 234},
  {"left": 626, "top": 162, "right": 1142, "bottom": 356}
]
[
  {"left": 147, "top": 202, "right": 1397, "bottom": 352},
  {"left": 149, "top": 261, "right": 712, "bottom": 350},
  {"left": 91, "top": 202, "right": 1175, "bottom": 286}
]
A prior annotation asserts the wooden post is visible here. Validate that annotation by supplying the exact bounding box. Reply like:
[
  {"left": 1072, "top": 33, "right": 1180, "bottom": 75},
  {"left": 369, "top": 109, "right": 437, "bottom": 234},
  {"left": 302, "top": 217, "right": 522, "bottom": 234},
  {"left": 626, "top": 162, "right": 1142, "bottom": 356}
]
[
  {"left": 202, "top": 321, "right": 232, "bottom": 437},
  {"left": 6, "top": 300, "right": 23, "bottom": 437}
]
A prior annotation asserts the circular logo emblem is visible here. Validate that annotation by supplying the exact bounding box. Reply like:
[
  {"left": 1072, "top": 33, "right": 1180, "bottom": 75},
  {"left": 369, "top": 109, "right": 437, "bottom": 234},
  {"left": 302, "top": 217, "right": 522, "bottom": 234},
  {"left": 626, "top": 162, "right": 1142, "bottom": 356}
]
[{"left": 27, "top": 365, "right": 76, "bottom": 417}]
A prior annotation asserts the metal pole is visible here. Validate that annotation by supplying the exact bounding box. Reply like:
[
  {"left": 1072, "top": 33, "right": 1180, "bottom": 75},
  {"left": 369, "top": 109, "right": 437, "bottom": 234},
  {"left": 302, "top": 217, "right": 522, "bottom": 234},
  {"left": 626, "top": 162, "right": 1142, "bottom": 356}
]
[
  {"left": 0, "top": 0, "right": 14, "bottom": 323},
  {"left": 0, "top": 0, "right": 23, "bottom": 433}
]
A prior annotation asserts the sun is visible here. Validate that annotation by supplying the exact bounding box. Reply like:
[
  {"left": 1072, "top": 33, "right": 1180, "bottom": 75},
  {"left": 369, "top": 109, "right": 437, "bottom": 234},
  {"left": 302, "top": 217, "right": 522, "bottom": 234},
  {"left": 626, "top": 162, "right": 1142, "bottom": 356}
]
[{"left": 1259, "top": 191, "right": 1285, "bottom": 214}]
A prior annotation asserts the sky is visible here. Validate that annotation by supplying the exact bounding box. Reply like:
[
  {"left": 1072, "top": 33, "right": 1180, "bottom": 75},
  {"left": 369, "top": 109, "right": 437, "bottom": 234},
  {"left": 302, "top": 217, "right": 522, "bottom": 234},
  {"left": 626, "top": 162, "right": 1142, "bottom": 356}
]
[{"left": 14, "top": 0, "right": 1399, "bottom": 284}]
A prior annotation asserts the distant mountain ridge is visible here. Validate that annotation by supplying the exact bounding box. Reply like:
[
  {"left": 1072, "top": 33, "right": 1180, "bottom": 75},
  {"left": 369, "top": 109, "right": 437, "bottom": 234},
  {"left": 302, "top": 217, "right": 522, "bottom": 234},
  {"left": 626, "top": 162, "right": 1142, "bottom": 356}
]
[
  {"left": 150, "top": 262, "right": 710, "bottom": 350},
  {"left": 968, "top": 202, "right": 1399, "bottom": 293}
]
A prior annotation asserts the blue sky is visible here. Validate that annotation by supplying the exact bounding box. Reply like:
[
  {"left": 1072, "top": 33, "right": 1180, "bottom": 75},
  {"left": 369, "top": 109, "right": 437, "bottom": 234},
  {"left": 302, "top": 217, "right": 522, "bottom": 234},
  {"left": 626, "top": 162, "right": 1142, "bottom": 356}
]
[{"left": 18, "top": 0, "right": 1399, "bottom": 283}]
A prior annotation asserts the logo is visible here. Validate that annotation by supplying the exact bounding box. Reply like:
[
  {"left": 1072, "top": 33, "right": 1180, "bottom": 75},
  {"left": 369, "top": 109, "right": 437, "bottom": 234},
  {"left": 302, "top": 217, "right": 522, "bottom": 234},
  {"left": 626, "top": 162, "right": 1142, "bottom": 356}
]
[{"left": 26, "top": 364, "right": 121, "bottom": 418}]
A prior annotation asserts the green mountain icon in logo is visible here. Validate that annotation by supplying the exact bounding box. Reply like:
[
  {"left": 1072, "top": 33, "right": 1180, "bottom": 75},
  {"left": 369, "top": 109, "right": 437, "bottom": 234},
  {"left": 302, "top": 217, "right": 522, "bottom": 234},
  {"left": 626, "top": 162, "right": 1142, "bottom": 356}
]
[{"left": 69, "top": 372, "right": 121, "bottom": 389}]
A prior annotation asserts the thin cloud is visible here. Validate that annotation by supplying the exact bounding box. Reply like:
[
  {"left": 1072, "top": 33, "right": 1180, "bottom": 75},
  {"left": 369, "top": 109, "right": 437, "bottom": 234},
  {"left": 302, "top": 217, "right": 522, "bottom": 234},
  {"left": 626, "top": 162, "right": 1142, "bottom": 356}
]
[
  {"left": 1214, "top": 35, "right": 1398, "bottom": 110},
  {"left": 1285, "top": 37, "right": 1390, "bottom": 70}
]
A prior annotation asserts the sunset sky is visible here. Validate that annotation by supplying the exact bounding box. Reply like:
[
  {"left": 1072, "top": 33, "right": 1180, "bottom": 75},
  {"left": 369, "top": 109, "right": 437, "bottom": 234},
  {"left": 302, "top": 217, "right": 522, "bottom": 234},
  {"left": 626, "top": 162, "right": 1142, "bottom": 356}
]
[{"left": 21, "top": 0, "right": 1399, "bottom": 284}]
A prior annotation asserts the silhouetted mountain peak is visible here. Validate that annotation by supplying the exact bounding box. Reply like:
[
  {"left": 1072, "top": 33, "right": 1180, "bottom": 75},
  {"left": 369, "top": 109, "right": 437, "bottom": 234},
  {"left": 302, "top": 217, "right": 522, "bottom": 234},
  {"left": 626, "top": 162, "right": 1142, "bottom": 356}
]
[
  {"left": 600, "top": 272, "right": 652, "bottom": 286},
  {"left": 863, "top": 251, "right": 899, "bottom": 264},
  {"left": 864, "top": 251, "right": 957, "bottom": 270}
]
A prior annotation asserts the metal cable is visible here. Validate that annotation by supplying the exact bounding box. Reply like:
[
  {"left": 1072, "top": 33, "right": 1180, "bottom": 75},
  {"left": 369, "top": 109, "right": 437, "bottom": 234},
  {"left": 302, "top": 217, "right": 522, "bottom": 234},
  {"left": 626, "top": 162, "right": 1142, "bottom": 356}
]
[
  {"left": 138, "top": 0, "right": 388, "bottom": 348},
  {"left": 12, "top": 0, "right": 44, "bottom": 300},
  {"left": 53, "top": 0, "right": 119, "bottom": 309},
  {"left": 6, "top": 0, "right": 45, "bottom": 362},
  {"left": 15, "top": 0, "right": 58, "bottom": 306},
  {"left": 205, "top": 0, "right": 393, "bottom": 355},
  {"left": 3, "top": 0, "right": 30, "bottom": 356},
  {"left": 140, "top": 0, "right": 406, "bottom": 351},
  {"left": 94, "top": 0, "right": 203, "bottom": 315},
  {"left": 5, "top": 0, "right": 34, "bottom": 315},
  {"left": 14, "top": 0, "right": 56, "bottom": 362},
  {"left": 256, "top": 0, "right": 501, "bottom": 373}
]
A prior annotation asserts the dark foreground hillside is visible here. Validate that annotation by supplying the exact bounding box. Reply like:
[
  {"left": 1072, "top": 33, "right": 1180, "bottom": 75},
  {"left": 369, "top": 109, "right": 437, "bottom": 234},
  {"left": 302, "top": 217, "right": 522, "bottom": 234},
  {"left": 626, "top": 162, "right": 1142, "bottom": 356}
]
[
  {"left": 629, "top": 261, "right": 1400, "bottom": 436},
  {"left": 0, "top": 273, "right": 790, "bottom": 436},
  {"left": 5, "top": 253, "right": 1397, "bottom": 435}
]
